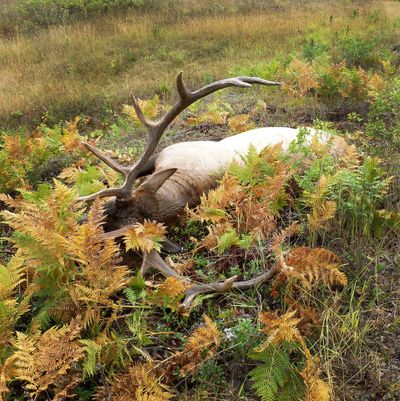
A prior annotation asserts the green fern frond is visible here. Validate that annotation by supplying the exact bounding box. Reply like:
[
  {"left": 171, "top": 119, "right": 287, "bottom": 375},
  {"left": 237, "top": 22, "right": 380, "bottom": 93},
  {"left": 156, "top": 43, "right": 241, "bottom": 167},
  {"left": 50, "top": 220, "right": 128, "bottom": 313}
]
[
  {"left": 80, "top": 338, "right": 103, "bottom": 379},
  {"left": 249, "top": 344, "right": 304, "bottom": 401}
]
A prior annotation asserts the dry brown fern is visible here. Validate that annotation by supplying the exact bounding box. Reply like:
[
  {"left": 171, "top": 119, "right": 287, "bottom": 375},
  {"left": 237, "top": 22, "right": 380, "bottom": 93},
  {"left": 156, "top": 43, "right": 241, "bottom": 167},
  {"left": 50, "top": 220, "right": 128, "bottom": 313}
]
[
  {"left": 307, "top": 200, "right": 337, "bottom": 231},
  {"left": 227, "top": 114, "right": 254, "bottom": 133},
  {"left": 304, "top": 175, "right": 337, "bottom": 232},
  {"left": 235, "top": 197, "right": 276, "bottom": 239},
  {"left": 64, "top": 200, "right": 130, "bottom": 327},
  {"left": 0, "top": 182, "right": 82, "bottom": 270},
  {"left": 7, "top": 317, "right": 84, "bottom": 400},
  {"left": 285, "top": 247, "right": 348, "bottom": 288},
  {"left": 123, "top": 220, "right": 167, "bottom": 253},
  {"left": 94, "top": 362, "right": 174, "bottom": 401},
  {"left": 272, "top": 222, "right": 302, "bottom": 274},
  {"left": 163, "top": 315, "right": 221, "bottom": 378},
  {"left": 256, "top": 310, "right": 303, "bottom": 352},
  {"left": 187, "top": 174, "right": 244, "bottom": 223},
  {"left": 255, "top": 310, "right": 331, "bottom": 401},
  {"left": 158, "top": 276, "right": 191, "bottom": 299},
  {"left": 62, "top": 117, "right": 85, "bottom": 153},
  {"left": 284, "top": 59, "right": 320, "bottom": 97},
  {"left": 198, "top": 222, "right": 236, "bottom": 252},
  {"left": 0, "top": 190, "right": 130, "bottom": 331},
  {"left": 300, "top": 356, "right": 331, "bottom": 401}
]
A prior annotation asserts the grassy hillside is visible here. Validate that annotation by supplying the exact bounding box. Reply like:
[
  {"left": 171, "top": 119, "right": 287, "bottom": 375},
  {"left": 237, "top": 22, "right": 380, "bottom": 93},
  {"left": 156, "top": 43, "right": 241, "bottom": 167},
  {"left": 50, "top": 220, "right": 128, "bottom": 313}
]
[
  {"left": 1, "top": 0, "right": 399, "bottom": 127},
  {"left": 0, "top": 1, "right": 399, "bottom": 401}
]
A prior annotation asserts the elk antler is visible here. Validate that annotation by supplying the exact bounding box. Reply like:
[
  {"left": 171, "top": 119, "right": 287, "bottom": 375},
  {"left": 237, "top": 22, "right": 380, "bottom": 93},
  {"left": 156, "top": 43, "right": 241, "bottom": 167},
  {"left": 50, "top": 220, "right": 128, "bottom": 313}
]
[
  {"left": 101, "top": 222, "right": 277, "bottom": 310},
  {"left": 140, "top": 249, "right": 277, "bottom": 311},
  {"left": 78, "top": 72, "right": 281, "bottom": 202}
]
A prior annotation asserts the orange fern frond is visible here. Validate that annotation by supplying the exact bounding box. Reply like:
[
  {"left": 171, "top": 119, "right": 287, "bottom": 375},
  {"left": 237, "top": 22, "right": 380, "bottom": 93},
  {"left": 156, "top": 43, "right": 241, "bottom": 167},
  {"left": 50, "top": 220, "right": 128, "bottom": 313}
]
[
  {"left": 307, "top": 200, "right": 337, "bottom": 231},
  {"left": 64, "top": 201, "right": 130, "bottom": 326},
  {"left": 285, "top": 247, "right": 347, "bottom": 288},
  {"left": 124, "top": 220, "right": 166, "bottom": 253},
  {"left": 165, "top": 315, "right": 221, "bottom": 377},
  {"left": 227, "top": 114, "right": 254, "bottom": 133},
  {"left": 235, "top": 198, "right": 276, "bottom": 239},
  {"left": 300, "top": 356, "right": 330, "bottom": 401},
  {"left": 1, "top": 181, "right": 83, "bottom": 268},
  {"left": 62, "top": 117, "right": 84, "bottom": 153},
  {"left": 188, "top": 174, "right": 244, "bottom": 223},
  {"left": 331, "top": 136, "right": 360, "bottom": 168},
  {"left": 272, "top": 222, "right": 302, "bottom": 273},
  {"left": 256, "top": 310, "right": 302, "bottom": 351},
  {"left": 94, "top": 362, "right": 174, "bottom": 401},
  {"left": 8, "top": 317, "right": 84, "bottom": 399},
  {"left": 158, "top": 277, "right": 190, "bottom": 299}
]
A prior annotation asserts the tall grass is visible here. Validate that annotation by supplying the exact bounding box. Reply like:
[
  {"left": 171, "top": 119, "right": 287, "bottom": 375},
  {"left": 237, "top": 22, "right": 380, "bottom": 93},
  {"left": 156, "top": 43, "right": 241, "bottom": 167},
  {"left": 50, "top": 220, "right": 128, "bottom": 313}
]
[{"left": 1, "top": 0, "right": 399, "bottom": 126}]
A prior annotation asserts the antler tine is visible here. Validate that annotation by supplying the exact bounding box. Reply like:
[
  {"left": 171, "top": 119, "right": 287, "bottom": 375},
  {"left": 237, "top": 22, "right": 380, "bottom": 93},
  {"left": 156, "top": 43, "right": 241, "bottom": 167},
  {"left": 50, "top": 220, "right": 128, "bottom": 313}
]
[
  {"left": 82, "top": 142, "right": 128, "bottom": 175},
  {"left": 129, "top": 93, "right": 157, "bottom": 129},
  {"left": 77, "top": 187, "right": 126, "bottom": 202},
  {"left": 124, "top": 73, "right": 282, "bottom": 189},
  {"left": 176, "top": 71, "right": 191, "bottom": 100},
  {"left": 140, "top": 249, "right": 191, "bottom": 280},
  {"left": 78, "top": 72, "right": 281, "bottom": 202}
]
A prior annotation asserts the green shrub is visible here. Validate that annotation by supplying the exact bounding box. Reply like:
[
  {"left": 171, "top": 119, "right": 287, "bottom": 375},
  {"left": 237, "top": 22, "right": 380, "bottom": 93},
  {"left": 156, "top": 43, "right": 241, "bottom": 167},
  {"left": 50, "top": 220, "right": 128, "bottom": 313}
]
[
  {"left": 301, "top": 38, "right": 329, "bottom": 62},
  {"left": 366, "top": 78, "right": 400, "bottom": 148}
]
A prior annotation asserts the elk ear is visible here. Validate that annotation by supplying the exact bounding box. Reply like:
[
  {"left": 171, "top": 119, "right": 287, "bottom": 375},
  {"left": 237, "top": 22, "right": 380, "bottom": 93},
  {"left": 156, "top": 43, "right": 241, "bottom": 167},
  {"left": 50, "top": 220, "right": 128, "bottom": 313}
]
[{"left": 137, "top": 168, "right": 177, "bottom": 193}]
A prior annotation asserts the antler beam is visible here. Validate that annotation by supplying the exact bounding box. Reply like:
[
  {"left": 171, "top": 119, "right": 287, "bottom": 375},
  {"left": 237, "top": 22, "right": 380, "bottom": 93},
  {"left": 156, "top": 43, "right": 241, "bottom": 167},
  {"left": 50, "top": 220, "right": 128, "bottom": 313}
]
[
  {"left": 140, "top": 249, "right": 278, "bottom": 311},
  {"left": 79, "top": 72, "right": 281, "bottom": 202},
  {"left": 180, "top": 265, "right": 277, "bottom": 310}
]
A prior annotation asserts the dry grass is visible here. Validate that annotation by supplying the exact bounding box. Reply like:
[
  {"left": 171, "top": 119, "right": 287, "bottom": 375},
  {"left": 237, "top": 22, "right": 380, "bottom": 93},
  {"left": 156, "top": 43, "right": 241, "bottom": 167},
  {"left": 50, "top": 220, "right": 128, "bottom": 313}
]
[{"left": 1, "top": 0, "right": 399, "bottom": 125}]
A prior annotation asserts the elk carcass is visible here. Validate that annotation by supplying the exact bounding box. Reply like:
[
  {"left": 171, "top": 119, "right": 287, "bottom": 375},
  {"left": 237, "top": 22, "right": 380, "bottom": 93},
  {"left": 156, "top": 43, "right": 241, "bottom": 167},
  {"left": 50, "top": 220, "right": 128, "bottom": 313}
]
[{"left": 78, "top": 72, "right": 346, "bottom": 309}]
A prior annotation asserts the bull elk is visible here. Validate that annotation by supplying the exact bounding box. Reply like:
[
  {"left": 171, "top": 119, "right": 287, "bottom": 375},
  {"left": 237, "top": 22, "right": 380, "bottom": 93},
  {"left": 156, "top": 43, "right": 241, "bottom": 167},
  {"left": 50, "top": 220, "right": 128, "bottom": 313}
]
[{"left": 78, "top": 72, "right": 343, "bottom": 310}]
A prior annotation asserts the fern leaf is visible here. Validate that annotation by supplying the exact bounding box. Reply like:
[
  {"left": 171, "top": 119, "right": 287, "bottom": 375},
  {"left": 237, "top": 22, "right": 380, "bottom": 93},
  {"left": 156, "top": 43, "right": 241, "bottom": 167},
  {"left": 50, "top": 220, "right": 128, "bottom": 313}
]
[
  {"left": 249, "top": 344, "right": 304, "bottom": 401},
  {"left": 94, "top": 362, "right": 173, "bottom": 401},
  {"left": 8, "top": 317, "right": 84, "bottom": 398},
  {"left": 124, "top": 220, "right": 166, "bottom": 253}
]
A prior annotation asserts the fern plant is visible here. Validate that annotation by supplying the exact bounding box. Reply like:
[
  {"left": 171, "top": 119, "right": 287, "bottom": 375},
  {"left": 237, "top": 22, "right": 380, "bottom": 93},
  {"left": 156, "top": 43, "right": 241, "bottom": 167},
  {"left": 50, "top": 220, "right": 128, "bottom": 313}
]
[
  {"left": 250, "top": 310, "right": 331, "bottom": 401},
  {"left": 0, "top": 118, "right": 85, "bottom": 193},
  {"left": 249, "top": 343, "right": 305, "bottom": 401},
  {"left": 328, "top": 157, "right": 393, "bottom": 236}
]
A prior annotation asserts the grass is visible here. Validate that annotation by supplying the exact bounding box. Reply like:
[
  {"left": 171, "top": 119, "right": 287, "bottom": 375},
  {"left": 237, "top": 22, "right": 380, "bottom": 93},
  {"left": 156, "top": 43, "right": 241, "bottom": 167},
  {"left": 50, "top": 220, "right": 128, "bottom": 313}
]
[{"left": 1, "top": 0, "right": 400, "bottom": 127}]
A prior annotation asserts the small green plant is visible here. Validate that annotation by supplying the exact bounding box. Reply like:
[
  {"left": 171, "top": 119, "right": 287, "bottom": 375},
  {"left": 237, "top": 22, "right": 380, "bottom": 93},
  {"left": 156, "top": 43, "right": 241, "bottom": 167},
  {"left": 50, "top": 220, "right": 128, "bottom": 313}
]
[
  {"left": 335, "top": 31, "right": 380, "bottom": 68},
  {"left": 249, "top": 343, "right": 305, "bottom": 401},
  {"left": 366, "top": 78, "right": 400, "bottom": 148},
  {"left": 301, "top": 38, "right": 329, "bottom": 61}
]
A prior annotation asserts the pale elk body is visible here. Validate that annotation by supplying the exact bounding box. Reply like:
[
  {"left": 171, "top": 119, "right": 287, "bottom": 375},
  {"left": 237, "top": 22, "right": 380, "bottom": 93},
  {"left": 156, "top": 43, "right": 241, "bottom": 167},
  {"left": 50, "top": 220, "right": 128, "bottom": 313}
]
[
  {"left": 151, "top": 127, "right": 321, "bottom": 223},
  {"left": 79, "top": 73, "right": 342, "bottom": 309}
]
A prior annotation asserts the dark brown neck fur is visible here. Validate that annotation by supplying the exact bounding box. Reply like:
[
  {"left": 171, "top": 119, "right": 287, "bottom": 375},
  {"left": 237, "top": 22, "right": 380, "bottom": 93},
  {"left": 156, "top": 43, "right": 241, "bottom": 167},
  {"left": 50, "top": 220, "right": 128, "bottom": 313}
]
[{"left": 103, "top": 169, "right": 218, "bottom": 231}]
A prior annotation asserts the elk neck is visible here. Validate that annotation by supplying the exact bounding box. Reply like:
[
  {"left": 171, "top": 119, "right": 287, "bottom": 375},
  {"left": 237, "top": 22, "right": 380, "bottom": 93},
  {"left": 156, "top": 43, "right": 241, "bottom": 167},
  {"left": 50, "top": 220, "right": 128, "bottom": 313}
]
[{"left": 153, "top": 168, "right": 219, "bottom": 223}]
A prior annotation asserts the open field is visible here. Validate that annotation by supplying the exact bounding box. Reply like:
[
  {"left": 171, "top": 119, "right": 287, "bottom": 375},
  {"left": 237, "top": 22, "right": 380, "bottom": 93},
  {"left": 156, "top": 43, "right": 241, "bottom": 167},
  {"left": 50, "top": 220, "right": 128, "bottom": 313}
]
[
  {"left": 1, "top": 0, "right": 400, "bottom": 126},
  {"left": 0, "top": 1, "right": 400, "bottom": 401}
]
